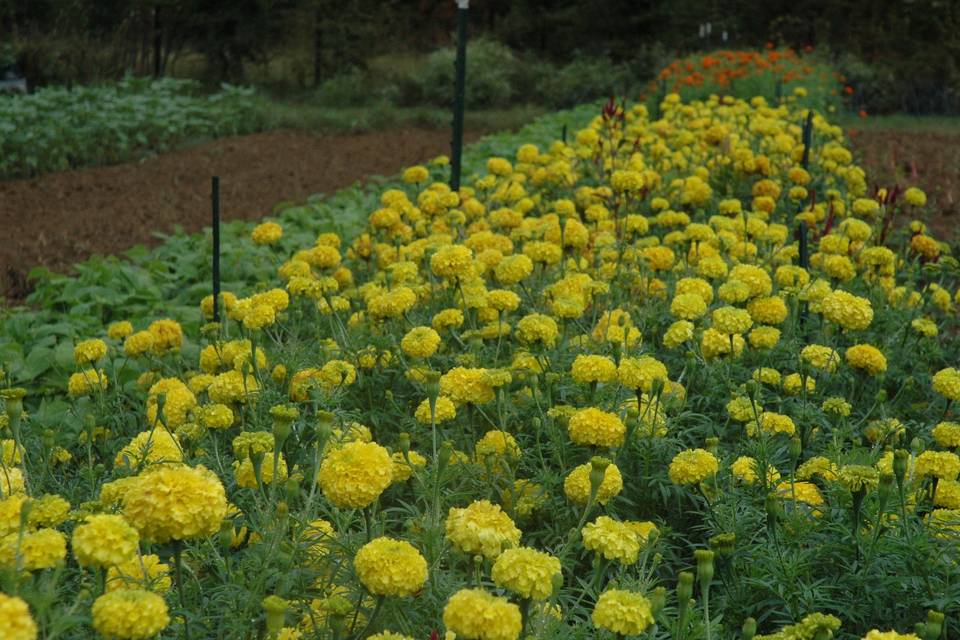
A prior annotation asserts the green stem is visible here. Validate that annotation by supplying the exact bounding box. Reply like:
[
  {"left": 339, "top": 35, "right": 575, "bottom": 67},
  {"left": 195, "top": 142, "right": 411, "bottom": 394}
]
[{"left": 173, "top": 542, "right": 192, "bottom": 640}]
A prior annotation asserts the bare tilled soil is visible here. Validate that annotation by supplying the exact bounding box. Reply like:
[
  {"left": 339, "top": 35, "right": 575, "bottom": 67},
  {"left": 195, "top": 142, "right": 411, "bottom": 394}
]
[
  {"left": 847, "top": 127, "right": 960, "bottom": 241},
  {"left": 0, "top": 128, "right": 479, "bottom": 300}
]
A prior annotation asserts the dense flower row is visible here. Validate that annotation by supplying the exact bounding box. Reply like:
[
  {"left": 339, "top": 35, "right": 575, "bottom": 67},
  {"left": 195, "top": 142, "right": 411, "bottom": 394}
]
[{"left": 0, "top": 86, "right": 958, "bottom": 640}]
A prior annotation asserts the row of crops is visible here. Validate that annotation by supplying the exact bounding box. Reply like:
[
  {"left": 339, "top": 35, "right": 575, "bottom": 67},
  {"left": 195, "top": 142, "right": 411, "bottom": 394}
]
[
  {"left": 0, "top": 77, "right": 264, "bottom": 179},
  {"left": 1, "top": 53, "right": 959, "bottom": 640}
]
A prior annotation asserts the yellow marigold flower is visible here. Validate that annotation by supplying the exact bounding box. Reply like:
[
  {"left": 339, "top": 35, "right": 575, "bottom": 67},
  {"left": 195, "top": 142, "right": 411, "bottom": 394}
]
[
  {"left": 862, "top": 631, "right": 920, "bottom": 640},
  {"left": 663, "top": 320, "right": 694, "bottom": 348},
  {"left": 251, "top": 221, "right": 283, "bottom": 245},
  {"left": 933, "top": 421, "right": 960, "bottom": 449},
  {"left": 486, "top": 289, "right": 520, "bottom": 312},
  {"left": 197, "top": 403, "right": 234, "bottom": 430},
  {"left": 564, "top": 460, "right": 623, "bottom": 505},
  {"left": 731, "top": 456, "right": 780, "bottom": 485},
  {"left": 748, "top": 325, "right": 781, "bottom": 349},
  {"left": 440, "top": 367, "right": 504, "bottom": 405},
  {"left": 701, "top": 328, "right": 745, "bottom": 360},
  {"left": 822, "top": 397, "right": 852, "bottom": 417},
  {"left": 727, "top": 396, "right": 756, "bottom": 422},
  {"left": 516, "top": 313, "right": 559, "bottom": 347},
  {"left": 368, "top": 286, "right": 417, "bottom": 320},
  {"left": 318, "top": 441, "right": 392, "bottom": 509},
  {"left": 915, "top": 451, "right": 960, "bottom": 481},
  {"left": 123, "top": 464, "right": 227, "bottom": 543},
  {"left": 568, "top": 407, "right": 625, "bottom": 448},
  {"left": 845, "top": 344, "right": 887, "bottom": 376},
  {"left": 67, "top": 368, "right": 108, "bottom": 396},
  {"left": 491, "top": 547, "right": 561, "bottom": 600},
  {"left": 839, "top": 465, "right": 880, "bottom": 492},
  {"left": 114, "top": 429, "right": 183, "bottom": 469},
  {"left": 902, "top": 187, "right": 927, "bottom": 207},
  {"left": 712, "top": 306, "right": 752, "bottom": 334},
  {"left": 932, "top": 368, "right": 960, "bottom": 402},
  {"left": 642, "top": 245, "right": 676, "bottom": 271},
  {"left": 415, "top": 396, "right": 456, "bottom": 424},
  {"left": 25, "top": 494, "right": 70, "bottom": 528},
  {"left": 475, "top": 430, "right": 520, "bottom": 464},
  {"left": 354, "top": 536, "right": 427, "bottom": 597},
  {"left": 782, "top": 373, "right": 815, "bottom": 395},
  {"left": 494, "top": 254, "right": 533, "bottom": 285},
  {"left": 570, "top": 354, "right": 617, "bottom": 384},
  {"left": 431, "top": 244, "right": 474, "bottom": 280},
  {"left": 910, "top": 234, "right": 940, "bottom": 260},
  {"left": 74, "top": 338, "right": 108, "bottom": 365},
  {"left": 728, "top": 264, "right": 772, "bottom": 297},
  {"left": 668, "top": 448, "right": 719, "bottom": 485},
  {"left": 123, "top": 331, "right": 157, "bottom": 358},
  {"left": 402, "top": 165, "right": 429, "bottom": 183},
  {"left": 445, "top": 500, "right": 521, "bottom": 559},
  {"left": 0, "top": 495, "right": 28, "bottom": 536},
  {"left": 0, "top": 527, "right": 66, "bottom": 570},
  {"left": 747, "top": 411, "right": 797, "bottom": 437},
  {"left": 617, "top": 356, "right": 667, "bottom": 392},
  {"left": 92, "top": 589, "right": 169, "bottom": 640},
  {"left": 0, "top": 592, "right": 37, "bottom": 640},
  {"left": 146, "top": 319, "right": 183, "bottom": 354},
  {"left": 0, "top": 467, "right": 25, "bottom": 497},
  {"left": 777, "top": 480, "right": 824, "bottom": 507},
  {"left": 443, "top": 588, "right": 522, "bottom": 640},
  {"left": 718, "top": 280, "right": 751, "bottom": 304},
  {"left": 935, "top": 480, "right": 960, "bottom": 509},
  {"left": 401, "top": 326, "right": 441, "bottom": 359},
  {"left": 797, "top": 456, "right": 840, "bottom": 482},
  {"left": 107, "top": 321, "right": 134, "bottom": 340},
  {"left": 234, "top": 453, "right": 288, "bottom": 488},
  {"left": 71, "top": 514, "right": 139, "bottom": 568},
  {"left": 801, "top": 344, "right": 840, "bottom": 372},
  {"left": 432, "top": 308, "right": 465, "bottom": 332},
  {"left": 670, "top": 292, "right": 708, "bottom": 320},
  {"left": 241, "top": 304, "right": 276, "bottom": 331},
  {"left": 821, "top": 290, "right": 873, "bottom": 331},
  {"left": 911, "top": 317, "right": 938, "bottom": 338},
  {"left": 390, "top": 450, "right": 427, "bottom": 484},
  {"left": 592, "top": 589, "right": 654, "bottom": 636},
  {"left": 747, "top": 296, "right": 788, "bottom": 324},
  {"left": 582, "top": 516, "right": 640, "bottom": 565},
  {"left": 106, "top": 554, "right": 171, "bottom": 593},
  {"left": 368, "top": 632, "right": 414, "bottom": 640}
]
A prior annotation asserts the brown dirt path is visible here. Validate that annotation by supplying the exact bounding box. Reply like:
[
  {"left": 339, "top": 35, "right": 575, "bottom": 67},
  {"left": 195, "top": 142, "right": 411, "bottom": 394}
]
[
  {"left": 0, "top": 128, "right": 480, "bottom": 300},
  {"left": 847, "top": 128, "right": 959, "bottom": 241}
]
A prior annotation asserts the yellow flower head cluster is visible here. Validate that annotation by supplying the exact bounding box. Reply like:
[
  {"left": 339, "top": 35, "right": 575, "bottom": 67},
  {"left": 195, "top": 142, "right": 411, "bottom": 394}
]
[
  {"left": 445, "top": 500, "right": 521, "bottom": 559},
  {"left": 442, "top": 588, "right": 522, "bottom": 640},
  {"left": 567, "top": 407, "right": 625, "bottom": 448},
  {"left": 122, "top": 464, "right": 227, "bottom": 543},
  {"left": 353, "top": 536, "right": 428, "bottom": 597},
  {"left": 668, "top": 448, "right": 719, "bottom": 485},
  {"left": 71, "top": 514, "right": 139, "bottom": 568},
  {"left": 0, "top": 593, "right": 37, "bottom": 640},
  {"left": 592, "top": 589, "right": 655, "bottom": 636},
  {"left": 490, "top": 547, "right": 561, "bottom": 600},
  {"left": 91, "top": 589, "right": 169, "bottom": 640},
  {"left": 317, "top": 441, "right": 393, "bottom": 509}
]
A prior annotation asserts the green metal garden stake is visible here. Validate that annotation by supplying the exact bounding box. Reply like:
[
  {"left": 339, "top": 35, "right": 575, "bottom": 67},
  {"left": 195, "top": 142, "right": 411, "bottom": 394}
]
[
  {"left": 450, "top": 0, "right": 469, "bottom": 191},
  {"left": 212, "top": 176, "right": 221, "bottom": 323}
]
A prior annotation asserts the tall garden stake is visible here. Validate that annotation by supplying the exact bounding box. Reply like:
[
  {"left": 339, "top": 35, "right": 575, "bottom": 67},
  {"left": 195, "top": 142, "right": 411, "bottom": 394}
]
[
  {"left": 212, "top": 176, "right": 221, "bottom": 323},
  {"left": 450, "top": 0, "right": 469, "bottom": 191}
]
